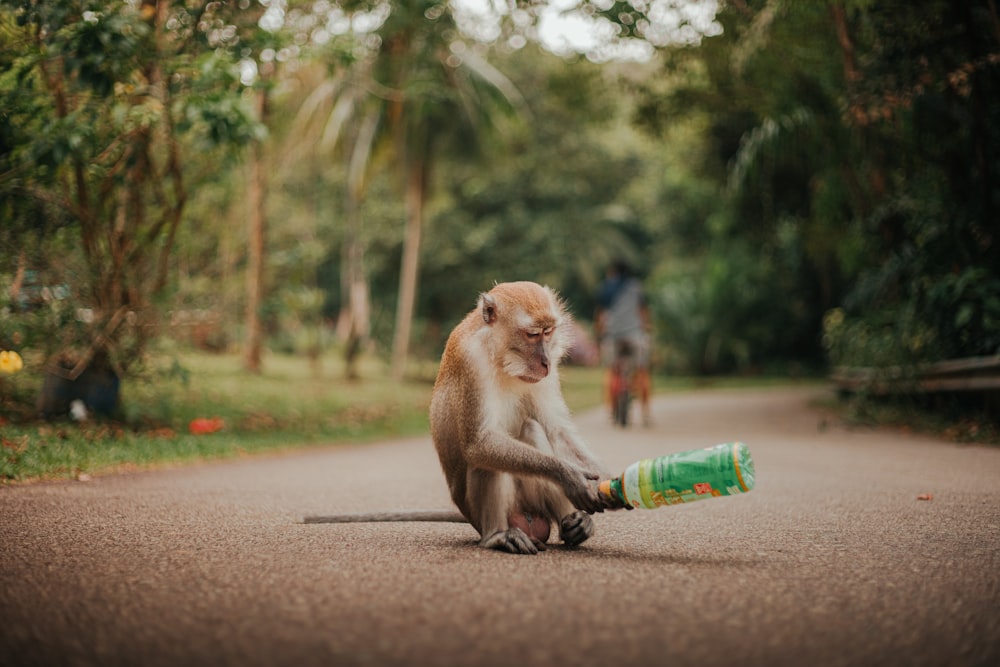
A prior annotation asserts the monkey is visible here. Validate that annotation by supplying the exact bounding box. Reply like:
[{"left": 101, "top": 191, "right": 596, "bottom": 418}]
[
  {"left": 428, "top": 281, "right": 623, "bottom": 554},
  {"left": 302, "top": 282, "right": 626, "bottom": 554}
]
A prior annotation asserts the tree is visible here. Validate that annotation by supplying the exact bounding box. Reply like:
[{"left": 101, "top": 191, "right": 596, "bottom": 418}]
[
  {"left": 244, "top": 83, "right": 269, "bottom": 373},
  {"left": 599, "top": 0, "right": 1000, "bottom": 374},
  {"left": 420, "top": 46, "right": 649, "bottom": 320},
  {"left": 0, "top": 0, "right": 259, "bottom": 413},
  {"left": 284, "top": 54, "right": 383, "bottom": 380},
  {"left": 248, "top": 0, "right": 530, "bottom": 380},
  {"left": 374, "top": 0, "right": 491, "bottom": 380}
]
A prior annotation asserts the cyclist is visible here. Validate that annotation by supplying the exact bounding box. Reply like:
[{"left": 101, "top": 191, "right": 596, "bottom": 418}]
[{"left": 595, "top": 260, "right": 652, "bottom": 427}]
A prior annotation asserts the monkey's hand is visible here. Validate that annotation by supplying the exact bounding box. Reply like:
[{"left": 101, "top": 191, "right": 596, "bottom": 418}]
[
  {"left": 600, "top": 485, "right": 634, "bottom": 511},
  {"left": 559, "top": 511, "right": 595, "bottom": 547},
  {"left": 558, "top": 462, "right": 605, "bottom": 514}
]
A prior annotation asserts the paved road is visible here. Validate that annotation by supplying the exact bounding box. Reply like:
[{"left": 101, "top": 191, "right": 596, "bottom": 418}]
[{"left": 2, "top": 386, "right": 998, "bottom": 667}]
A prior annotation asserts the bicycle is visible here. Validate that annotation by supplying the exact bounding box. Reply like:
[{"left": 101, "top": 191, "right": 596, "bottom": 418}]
[{"left": 608, "top": 339, "right": 636, "bottom": 428}]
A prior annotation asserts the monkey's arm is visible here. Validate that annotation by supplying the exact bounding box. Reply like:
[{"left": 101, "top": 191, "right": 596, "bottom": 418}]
[
  {"left": 465, "top": 430, "right": 604, "bottom": 514},
  {"left": 532, "top": 399, "right": 610, "bottom": 476},
  {"left": 527, "top": 388, "right": 609, "bottom": 476},
  {"left": 551, "top": 426, "right": 610, "bottom": 476}
]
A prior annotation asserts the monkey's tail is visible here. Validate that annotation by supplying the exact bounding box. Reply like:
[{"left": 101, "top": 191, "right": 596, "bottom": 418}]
[{"left": 302, "top": 509, "right": 468, "bottom": 524}]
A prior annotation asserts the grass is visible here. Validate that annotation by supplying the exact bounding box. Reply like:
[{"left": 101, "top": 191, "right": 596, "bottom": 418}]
[{"left": 0, "top": 351, "right": 440, "bottom": 483}]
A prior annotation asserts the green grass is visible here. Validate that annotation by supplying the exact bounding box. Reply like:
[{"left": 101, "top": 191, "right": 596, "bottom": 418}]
[
  {"left": 1, "top": 350, "right": 830, "bottom": 484},
  {"left": 1, "top": 351, "right": 439, "bottom": 483}
]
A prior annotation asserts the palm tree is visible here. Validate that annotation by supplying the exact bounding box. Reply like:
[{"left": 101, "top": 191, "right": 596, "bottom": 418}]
[
  {"left": 244, "top": 83, "right": 269, "bottom": 374},
  {"left": 287, "top": 58, "right": 383, "bottom": 379},
  {"left": 289, "top": 0, "right": 524, "bottom": 380},
  {"left": 375, "top": 0, "right": 525, "bottom": 380}
]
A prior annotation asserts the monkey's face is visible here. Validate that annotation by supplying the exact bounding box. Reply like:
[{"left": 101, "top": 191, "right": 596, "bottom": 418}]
[
  {"left": 480, "top": 281, "right": 571, "bottom": 384},
  {"left": 509, "top": 326, "right": 555, "bottom": 383}
]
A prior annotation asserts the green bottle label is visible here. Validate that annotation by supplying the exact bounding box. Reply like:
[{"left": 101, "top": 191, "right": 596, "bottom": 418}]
[{"left": 608, "top": 442, "right": 755, "bottom": 509}]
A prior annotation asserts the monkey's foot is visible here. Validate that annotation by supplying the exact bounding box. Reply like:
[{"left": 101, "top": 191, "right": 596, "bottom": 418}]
[
  {"left": 480, "top": 528, "right": 545, "bottom": 555},
  {"left": 559, "top": 511, "right": 594, "bottom": 547},
  {"left": 508, "top": 510, "right": 552, "bottom": 544}
]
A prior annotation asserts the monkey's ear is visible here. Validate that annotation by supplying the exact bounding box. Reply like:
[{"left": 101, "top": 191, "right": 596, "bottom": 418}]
[{"left": 481, "top": 294, "right": 498, "bottom": 325}]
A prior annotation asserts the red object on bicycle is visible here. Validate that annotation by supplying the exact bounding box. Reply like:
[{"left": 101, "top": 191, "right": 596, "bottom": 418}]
[{"left": 609, "top": 372, "right": 627, "bottom": 396}]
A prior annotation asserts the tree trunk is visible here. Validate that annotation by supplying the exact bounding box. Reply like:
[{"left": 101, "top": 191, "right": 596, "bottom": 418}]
[
  {"left": 10, "top": 249, "right": 26, "bottom": 307},
  {"left": 830, "top": 3, "right": 858, "bottom": 84},
  {"left": 339, "top": 111, "right": 377, "bottom": 381},
  {"left": 244, "top": 87, "right": 269, "bottom": 373},
  {"left": 341, "top": 232, "right": 370, "bottom": 381},
  {"left": 390, "top": 156, "right": 425, "bottom": 381}
]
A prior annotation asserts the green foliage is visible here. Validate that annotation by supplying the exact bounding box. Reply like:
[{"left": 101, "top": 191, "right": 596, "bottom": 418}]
[
  {"left": 4, "top": 0, "right": 995, "bottom": 436},
  {"left": 822, "top": 305, "right": 937, "bottom": 370},
  {"left": 0, "top": 0, "right": 262, "bottom": 379},
  {"left": 58, "top": 6, "right": 151, "bottom": 96},
  {"left": 417, "top": 48, "right": 651, "bottom": 336},
  {"left": 830, "top": 3, "right": 1000, "bottom": 367},
  {"left": 623, "top": 0, "right": 1000, "bottom": 379},
  {"left": 179, "top": 52, "right": 265, "bottom": 147},
  {"left": 654, "top": 232, "right": 814, "bottom": 375}
]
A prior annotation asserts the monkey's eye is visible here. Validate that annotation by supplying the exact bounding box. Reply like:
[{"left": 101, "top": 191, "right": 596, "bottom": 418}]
[{"left": 525, "top": 327, "right": 554, "bottom": 342}]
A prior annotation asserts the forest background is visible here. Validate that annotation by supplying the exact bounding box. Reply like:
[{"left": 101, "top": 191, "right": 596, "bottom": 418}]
[{"left": 1, "top": 0, "right": 999, "bottom": 476}]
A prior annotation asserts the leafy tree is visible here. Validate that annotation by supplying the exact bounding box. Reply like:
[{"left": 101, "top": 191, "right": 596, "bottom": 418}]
[
  {"left": 420, "top": 47, "right": 647, "bottom": 324},
  {"left": 364, "top": 0, "right": 526, "bottom": 379},
  {"left": 281, "top": 34, "right": 397, "bottom": 379},
  {"left": 597, "top": 0, "right": 1000, "bottom": 375},
  {"left": 0, "top": 0, "right": 259, "bottom": 412},
  {"left": 832, "top": 0, "right": 1000, "bottom": 364},
  {"left": 258, "top": 1, "right": 527, "bottom": 379}
]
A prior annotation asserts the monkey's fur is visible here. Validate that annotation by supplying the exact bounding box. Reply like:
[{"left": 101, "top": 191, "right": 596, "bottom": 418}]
[
  {"left": 303, "top": 282, "right": 621, "bottom": 555},
  {"left": 429, "top": 282, "right": 616, "bottom": 554}
]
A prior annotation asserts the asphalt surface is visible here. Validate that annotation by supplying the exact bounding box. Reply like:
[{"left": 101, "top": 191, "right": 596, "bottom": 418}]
[{"left": 2, "top": 386, "right": 999, "bottom": 667}]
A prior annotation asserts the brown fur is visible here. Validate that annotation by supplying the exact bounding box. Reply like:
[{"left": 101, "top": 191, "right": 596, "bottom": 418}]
[{"left": 430, "top": 282, "right": 612, "bottom": 554}]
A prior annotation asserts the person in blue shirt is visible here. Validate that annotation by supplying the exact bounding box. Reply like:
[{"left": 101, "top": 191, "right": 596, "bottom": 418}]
[{"left": 594, "top": 261, "right": 652, "bottom": 426}]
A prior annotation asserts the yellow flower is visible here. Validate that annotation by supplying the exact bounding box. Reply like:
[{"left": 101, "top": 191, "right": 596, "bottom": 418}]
[{"left": 0, "top": 350, "right": 24, "bottom": 374}]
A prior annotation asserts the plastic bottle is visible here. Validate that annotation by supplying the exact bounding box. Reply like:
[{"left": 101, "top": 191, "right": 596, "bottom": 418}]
[{"left": 599, "top": 441, "right": 755, "bottom": 509}]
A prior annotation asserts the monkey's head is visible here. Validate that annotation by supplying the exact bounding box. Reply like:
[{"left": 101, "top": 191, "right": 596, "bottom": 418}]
[{"left": 478, "top": 282, "right": 572, "bottom": 384}]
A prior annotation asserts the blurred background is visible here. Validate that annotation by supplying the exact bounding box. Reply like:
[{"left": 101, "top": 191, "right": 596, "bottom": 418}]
[{"left": 1, "top": 1, "right": 998, "bottom": 459}]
